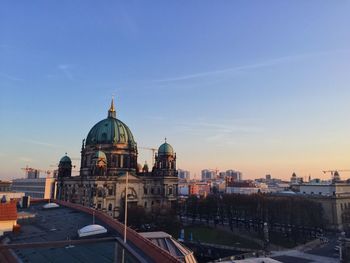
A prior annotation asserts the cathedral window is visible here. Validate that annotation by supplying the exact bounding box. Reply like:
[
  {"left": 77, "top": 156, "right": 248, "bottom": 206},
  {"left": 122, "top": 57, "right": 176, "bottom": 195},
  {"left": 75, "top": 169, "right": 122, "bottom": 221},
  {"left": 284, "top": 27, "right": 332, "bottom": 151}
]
[
  {"left": 168, "top": 187, "right": 173, "bottom": 195},
  {"left": 108, "top": 188, "right": 113, "bottom": 196},
  {"left": 144, "top": 187, "right": 148, "bottom": 194},
  {"left": 108, "top": 203, "right": 113, "bottom": 211},
  {"left": 120, "top": 155, "right": 124, "bottom": 168}
]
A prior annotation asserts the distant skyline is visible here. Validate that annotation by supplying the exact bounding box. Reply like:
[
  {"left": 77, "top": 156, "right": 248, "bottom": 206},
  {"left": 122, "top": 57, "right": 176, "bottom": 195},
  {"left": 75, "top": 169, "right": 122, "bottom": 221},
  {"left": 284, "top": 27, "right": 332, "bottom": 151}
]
[{"left": 1, "top": 1, "right": 350, "bottom": 181}]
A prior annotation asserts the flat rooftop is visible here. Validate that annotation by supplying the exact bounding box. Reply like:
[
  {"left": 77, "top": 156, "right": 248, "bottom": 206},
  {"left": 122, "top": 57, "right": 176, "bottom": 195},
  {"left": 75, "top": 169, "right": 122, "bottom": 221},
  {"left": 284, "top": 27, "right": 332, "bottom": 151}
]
[{"left": 5, "top": 203, "right": 153, "bottom": 263}]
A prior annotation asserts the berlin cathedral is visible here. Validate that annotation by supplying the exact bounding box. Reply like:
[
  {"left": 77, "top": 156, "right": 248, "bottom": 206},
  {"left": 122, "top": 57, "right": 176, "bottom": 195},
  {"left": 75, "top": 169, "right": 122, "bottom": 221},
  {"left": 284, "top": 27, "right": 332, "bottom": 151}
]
[{"left": 56, "top": 99, "right": 178, "bottom": 218}]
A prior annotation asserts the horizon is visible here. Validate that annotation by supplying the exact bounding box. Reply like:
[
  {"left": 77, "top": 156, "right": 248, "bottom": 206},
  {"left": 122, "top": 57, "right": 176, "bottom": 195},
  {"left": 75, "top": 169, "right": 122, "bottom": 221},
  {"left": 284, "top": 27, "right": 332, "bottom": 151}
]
[{"left": 1, "top": 1, "right": 350, "bottom": 181}]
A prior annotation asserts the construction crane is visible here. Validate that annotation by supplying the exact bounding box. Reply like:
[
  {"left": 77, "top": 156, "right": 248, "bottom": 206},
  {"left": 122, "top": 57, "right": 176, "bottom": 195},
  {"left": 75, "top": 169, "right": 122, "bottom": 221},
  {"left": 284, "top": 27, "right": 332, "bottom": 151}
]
[
  {"left": 322, "top": 169, "right": 350, "bottom": 181},
  {"left": 139, "top": 146, "right": 157, "bottom": 166},
  {"left": 20, "top": 166, "right": 51, "bottom": 178}
]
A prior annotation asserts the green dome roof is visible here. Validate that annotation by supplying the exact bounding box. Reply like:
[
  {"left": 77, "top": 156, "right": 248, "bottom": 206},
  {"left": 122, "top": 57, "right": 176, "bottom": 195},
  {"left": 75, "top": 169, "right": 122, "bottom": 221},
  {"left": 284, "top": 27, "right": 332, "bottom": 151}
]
[
  {"left": 94, "top": 150, "right": 107, "bottom": 159},
  {"left": 158, "top": 142, "right": 174, "bottom": 156},
  {"left": 86, "top": 117, "right": 136, "bottom": 146},
  {"left": 60, "top": 155, "right": 72, "bottom": 163}
]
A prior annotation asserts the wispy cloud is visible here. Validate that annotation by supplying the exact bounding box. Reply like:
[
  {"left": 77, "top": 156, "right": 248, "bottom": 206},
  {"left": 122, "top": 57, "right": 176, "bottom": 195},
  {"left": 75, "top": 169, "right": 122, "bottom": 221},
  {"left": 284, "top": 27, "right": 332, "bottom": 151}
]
[
  {"left": 0, "top": 72, "right": 23, "bottom": 81},
  {"left": 177, "top": 120, "right": 263, "bottom": 134},
  {"left": 18, "top": 157, "right": 35, "bottom": 163},
  {"left": 154, "top": 49, "right": 350, "bottom": 83},
  {"left": 175, "top": 119, "right": 263, "bottom": 145},
  {"left": 58, "top": 64, "right": 74, "bottom": 80},
  {"left": 22, "top": 139, "right": 61, "bottom": 148}
]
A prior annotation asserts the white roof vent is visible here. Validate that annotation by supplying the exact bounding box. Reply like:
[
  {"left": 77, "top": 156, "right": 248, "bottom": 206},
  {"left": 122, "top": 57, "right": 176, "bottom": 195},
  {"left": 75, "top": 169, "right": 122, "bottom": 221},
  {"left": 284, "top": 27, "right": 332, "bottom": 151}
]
[
  {"left": 78, "top": 224, "right": 107, "bottom": 237},
  {"left": 43, "top": 203, "right": 60, "bottom": 209}
]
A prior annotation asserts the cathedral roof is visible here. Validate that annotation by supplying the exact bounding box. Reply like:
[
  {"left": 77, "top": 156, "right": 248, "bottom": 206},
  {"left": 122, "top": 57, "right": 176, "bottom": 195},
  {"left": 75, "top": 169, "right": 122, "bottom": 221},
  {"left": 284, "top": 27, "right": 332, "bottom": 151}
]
[
  {"left": 94, "top": 150, "right": 107, "bottom": 159},
  {"left": 85, "top": 99, "right": 136, "bottom": 147},
  {"left": 158, "top": 140, "right": 174, "bottom": 156},
  {"left": 59, "top": 155, "right": 72, "bottom": 164}
]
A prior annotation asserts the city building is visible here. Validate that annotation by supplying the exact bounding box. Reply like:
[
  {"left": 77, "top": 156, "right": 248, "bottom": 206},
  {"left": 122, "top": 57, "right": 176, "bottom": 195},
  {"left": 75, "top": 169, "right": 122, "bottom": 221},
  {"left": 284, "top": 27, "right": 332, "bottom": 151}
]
[
  {"left": 178, "top": 182, "right": 189, "bottom": 196},
  {"left": 225, "top": 170, "right": 242, "bottom": 181},
  {"left": 11, "top": 177, "right": 56, "bottom": 199},
  {"left": 290, "top": 172, "right": 304, "bottom": 185},
  {"left": 0, "top": 200, "right": 17, "bottom": 236},
  {"left": 57, "top": 99, "right": 178, "bottom": 218},
  {"left": 0, "top": 192, "right": 24, "bottom": 201},
  {"left": 292, "top": 181, "right": 350, "bottom": 230},
  {"left": 201, "top": 169, "right": 216, "bottom": 181},
  {"left": 27, "top": 168, "right": 40, "bottom": 179},
  {"left": 0, "top": 180, "right": 11, "bottom": 192},
  {"left": 226, "top": 180, "right": 268, "bottom": 195},
  {"left": 178, "top": 169, "right": 190, "bottom": 181},
  {"left": 189, "top": 182, "right": 210, "bottom": 197}
]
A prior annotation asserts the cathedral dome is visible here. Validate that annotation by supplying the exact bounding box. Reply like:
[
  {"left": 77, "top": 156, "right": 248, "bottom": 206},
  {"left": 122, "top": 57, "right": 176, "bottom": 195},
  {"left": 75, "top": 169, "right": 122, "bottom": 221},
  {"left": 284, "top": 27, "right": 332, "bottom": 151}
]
[
  {"left": 85, "top": 98, "right": 136, "bottom": 147},
  {"left": 158, "top": 141, "right": 174, "bottom": 156},
  {"left": 60, "top": 155, "right": 72, "bottom": 164}
]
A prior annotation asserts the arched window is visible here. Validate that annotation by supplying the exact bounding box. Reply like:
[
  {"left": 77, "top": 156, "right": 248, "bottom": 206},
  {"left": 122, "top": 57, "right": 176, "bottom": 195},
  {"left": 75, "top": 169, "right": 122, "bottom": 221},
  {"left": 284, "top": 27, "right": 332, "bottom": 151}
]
[
  {"left": 108, "top": 203, "right": 113, "bottom": 211},
  {"left": 168, "top": 187, "right": 173, "bottom": 195}
]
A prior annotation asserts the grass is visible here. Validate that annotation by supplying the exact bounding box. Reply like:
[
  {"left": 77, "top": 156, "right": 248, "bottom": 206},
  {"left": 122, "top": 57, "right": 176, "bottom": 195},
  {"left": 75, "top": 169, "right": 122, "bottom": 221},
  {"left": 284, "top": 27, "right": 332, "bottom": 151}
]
[
  {"left": 182, "top": 225, "right": 262, "bottom": 249},
  {"left": 269, "top": 232, "right": 307, "bottom": 248}
]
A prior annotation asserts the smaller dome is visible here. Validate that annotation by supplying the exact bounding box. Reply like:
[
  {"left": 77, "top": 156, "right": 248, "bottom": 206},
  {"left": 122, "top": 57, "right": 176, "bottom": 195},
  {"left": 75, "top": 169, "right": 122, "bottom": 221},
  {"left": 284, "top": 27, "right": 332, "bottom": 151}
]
[
  {"left": 158, "top": 142, "right": 174, "bottom": 156},
  {"left": 60, "top": 155, "right": 71, "bottom": 164},
  {"left": 94, "top": 150, "right": 107, "bottom": 159}
]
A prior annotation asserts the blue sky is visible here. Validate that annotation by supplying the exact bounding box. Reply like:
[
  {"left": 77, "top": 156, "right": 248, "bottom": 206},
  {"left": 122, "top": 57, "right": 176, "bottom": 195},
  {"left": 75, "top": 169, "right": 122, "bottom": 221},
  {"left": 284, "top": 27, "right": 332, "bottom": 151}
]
[{"left": 1, "top": 1, "right": 350, "bottom": 180}]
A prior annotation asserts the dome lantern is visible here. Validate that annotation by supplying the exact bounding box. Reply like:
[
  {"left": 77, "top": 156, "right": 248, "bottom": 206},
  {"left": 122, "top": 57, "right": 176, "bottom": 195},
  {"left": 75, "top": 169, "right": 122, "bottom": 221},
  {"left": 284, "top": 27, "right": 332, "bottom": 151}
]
[
  {"left": 108, "top": 96, "right": 116, "bottom": 119},
  {"left": 85, "top": 99, "right": 136, "bottom": 147}
]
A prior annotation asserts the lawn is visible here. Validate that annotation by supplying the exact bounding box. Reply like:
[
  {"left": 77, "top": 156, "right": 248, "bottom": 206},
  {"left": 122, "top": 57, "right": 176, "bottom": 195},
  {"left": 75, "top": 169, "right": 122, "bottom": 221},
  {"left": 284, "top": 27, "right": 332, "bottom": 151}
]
[{"left": 183, "top": 226, "right": 262, "bottom": 249}]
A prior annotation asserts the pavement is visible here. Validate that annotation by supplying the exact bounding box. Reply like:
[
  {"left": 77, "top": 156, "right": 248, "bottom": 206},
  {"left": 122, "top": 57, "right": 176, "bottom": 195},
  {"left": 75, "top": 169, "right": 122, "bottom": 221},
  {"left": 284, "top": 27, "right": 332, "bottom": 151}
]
[{"left": 270, "top": 249, "right": 338, "bottom": 263}]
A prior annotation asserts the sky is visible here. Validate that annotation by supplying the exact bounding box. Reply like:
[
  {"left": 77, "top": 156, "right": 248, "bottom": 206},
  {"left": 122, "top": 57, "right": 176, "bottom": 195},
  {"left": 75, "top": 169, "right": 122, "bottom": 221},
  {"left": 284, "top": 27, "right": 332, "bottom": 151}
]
[{"left": 1, "top": 1, "right": 350, "bottom": 181}]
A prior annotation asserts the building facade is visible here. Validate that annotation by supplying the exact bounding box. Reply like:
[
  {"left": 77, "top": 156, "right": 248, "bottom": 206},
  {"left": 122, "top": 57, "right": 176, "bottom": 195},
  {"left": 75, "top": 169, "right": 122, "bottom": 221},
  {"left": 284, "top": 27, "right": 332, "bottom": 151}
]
[
  {"left": 178, "top": 169, "right": 190, "bottom": 181},
  {"left": 201, "top": 169, "right": 216, "bottom": 181},
  {"left": 11, "top": 177, "right": 56, "bottom": 199},
  {"left": 0, "top": 181, "right": 11, "bottom": 192},
  {"left": 298, "top": 182, "right": 350, "bottom": 230},
  {"left": 57, "top": 99, "right": 178, "bottom": 218}
]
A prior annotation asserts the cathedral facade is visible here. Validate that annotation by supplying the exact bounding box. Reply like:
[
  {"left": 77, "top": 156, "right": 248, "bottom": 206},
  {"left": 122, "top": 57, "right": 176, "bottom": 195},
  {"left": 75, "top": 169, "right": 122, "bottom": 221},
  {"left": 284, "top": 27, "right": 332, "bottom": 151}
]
[{"left": 56, "top": 99, "right": 178, "bottom": 218}]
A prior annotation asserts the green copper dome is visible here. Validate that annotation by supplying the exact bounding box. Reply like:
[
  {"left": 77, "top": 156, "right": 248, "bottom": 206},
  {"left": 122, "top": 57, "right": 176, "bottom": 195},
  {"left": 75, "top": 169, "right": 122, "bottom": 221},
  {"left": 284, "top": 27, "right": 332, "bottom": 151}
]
[
  {"left": 86, "top": 117, "right": 136, "bottom": 146},
  {"left": 60, "top": 155, "right": 72, "bottom": 164},
  {"left": 86, "top": 99, "right": 136, "bottom": 146},
  {"left": 158, "top": 142, "right": 174, "bottom": 156}
]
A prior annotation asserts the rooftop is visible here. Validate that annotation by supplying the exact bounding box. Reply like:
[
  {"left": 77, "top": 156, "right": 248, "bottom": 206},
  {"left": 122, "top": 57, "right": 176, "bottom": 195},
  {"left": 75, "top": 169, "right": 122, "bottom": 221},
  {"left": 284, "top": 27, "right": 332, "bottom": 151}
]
[
  {"left": 0, "top": 201, "right": 17, "bottom": 221},
  {"left": 3, "top": 203, "right": 158, "bottom": 263}
]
